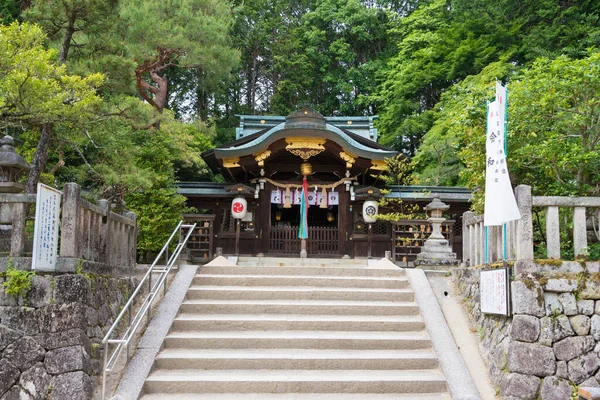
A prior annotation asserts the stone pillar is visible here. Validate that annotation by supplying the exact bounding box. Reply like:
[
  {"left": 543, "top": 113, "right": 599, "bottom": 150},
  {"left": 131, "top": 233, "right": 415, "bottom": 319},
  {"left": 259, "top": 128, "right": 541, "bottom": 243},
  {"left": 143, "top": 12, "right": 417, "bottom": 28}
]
[
  {"left": 462, "top": 211, "right": 475, "bottom": 265},
  {"left": 124, "top": 211, "right": 138, "bottom": 267},
  {"left": 10, "top": 202, "right": 26, "bottom": 257},
  {"left": 515, "top": 185, "right": 533, "bottom": 261},
  {"left": 60, "top": 183, "right": 81, "bottom": 258},
  {"left": 573, "top": 206, "right": 588, "bottom": 257},
  {"left": 98, "top": 200, "right": 110, "bottom": 264},
  {"left": 546, "top": 206, "right": 561, "bottom": 259}
]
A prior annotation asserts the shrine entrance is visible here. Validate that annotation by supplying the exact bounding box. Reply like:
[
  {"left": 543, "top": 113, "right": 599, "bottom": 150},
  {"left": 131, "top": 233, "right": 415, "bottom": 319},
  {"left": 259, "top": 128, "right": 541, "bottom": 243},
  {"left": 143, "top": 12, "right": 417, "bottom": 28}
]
[{"left": 268, "top": 201, "right": 339, "bottom": 256}]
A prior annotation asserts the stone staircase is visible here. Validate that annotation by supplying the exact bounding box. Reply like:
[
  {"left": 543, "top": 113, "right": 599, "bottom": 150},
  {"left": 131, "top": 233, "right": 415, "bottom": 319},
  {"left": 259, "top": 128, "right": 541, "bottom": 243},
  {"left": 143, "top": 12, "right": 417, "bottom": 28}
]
[{"left": 138, "top": 258, "right": 451, "bottom": 399}]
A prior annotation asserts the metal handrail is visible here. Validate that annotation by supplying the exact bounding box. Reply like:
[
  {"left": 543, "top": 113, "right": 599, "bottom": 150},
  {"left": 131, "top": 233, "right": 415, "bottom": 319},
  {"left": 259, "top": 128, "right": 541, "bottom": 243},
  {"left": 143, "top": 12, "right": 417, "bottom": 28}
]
[{"left": 101, "top": 221, "right": 196, "bottom": 399}]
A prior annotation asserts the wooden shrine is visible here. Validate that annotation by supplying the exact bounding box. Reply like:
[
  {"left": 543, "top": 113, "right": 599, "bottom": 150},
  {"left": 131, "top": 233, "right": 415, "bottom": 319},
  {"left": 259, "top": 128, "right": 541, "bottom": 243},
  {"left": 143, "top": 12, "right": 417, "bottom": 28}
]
[{"left": 179, "top": 107, "right": 471, "bottom": 260}]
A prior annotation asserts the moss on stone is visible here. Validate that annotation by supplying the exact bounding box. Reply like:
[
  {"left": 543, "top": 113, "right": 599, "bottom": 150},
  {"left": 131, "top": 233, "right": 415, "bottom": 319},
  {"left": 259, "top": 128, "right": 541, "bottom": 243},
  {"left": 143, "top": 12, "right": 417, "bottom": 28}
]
[{"left": 534, "top": 259, "right": 563, "bottom": 267}]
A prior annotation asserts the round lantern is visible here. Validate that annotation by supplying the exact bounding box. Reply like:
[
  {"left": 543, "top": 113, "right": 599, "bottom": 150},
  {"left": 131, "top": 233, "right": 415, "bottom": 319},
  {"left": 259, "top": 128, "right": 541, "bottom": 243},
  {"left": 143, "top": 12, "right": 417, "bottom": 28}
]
[
  {"left": 231, "top": 197, "right": 247, "bottom": 219},
  {"left": 362, "top": 200, "right": 378, "bottom": 223}
]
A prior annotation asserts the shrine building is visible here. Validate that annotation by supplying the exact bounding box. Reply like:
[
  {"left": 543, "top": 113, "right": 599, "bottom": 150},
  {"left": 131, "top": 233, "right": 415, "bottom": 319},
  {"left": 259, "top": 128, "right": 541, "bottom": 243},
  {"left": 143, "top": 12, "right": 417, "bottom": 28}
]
[{"left": 179, "top": 107, "right": 471, "bottom": 262}]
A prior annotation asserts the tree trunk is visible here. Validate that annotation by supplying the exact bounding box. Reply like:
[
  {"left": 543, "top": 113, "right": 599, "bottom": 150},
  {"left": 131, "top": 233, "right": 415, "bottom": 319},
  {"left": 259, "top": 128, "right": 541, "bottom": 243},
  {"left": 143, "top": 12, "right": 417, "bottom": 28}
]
[
  {"left": 58, "top": 23, "right": 75, "bottom": 64},
  {"left": 25, "top": 124, "right": 53, "bottom": 194}
]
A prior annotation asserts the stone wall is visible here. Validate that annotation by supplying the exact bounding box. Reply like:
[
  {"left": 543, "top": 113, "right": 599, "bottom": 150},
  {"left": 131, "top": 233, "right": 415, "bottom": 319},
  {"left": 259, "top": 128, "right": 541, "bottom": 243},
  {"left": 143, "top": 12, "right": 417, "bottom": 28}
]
[
  {"left": 455, "top": 267, "right": 513, "bottom": 396},
  {"left": 456, "top": 262, "right": 600, "bottom": 400},
  {"left": 0, "top": 272, "right": 136, "bottom": 400}
]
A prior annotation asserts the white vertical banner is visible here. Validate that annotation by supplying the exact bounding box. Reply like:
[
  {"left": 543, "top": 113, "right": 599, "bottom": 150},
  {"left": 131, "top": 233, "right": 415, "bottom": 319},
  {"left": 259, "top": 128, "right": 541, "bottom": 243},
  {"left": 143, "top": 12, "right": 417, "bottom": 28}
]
[
  {"left": 32, "top": 183, "right": 62, "bottom": 271},
  {"left": 484, "top": 85, "right": 521, "bottom": 226}
]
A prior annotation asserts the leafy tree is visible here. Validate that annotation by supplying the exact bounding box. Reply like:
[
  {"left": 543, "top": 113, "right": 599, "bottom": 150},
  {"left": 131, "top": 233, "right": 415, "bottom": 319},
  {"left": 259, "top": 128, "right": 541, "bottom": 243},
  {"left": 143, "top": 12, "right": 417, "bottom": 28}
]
[
  {"left": 0, "top": 0, "right": 20, "bottom": 23},
  {"left": 121, "top": 0, "right": 239, "bottom": 116},
  {"left": 0, "top": 22, "right": 103, "bottom": 193}
]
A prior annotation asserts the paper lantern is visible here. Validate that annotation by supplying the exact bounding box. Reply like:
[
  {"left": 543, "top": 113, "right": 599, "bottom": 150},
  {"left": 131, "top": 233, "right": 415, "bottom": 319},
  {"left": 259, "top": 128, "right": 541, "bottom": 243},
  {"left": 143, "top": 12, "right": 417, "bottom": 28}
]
[
  {"left": 231, "top": 197, "right": 247, "bottom": 219},
  {"left": 362, "top": 200, "right": 378, "bottom": 223}
]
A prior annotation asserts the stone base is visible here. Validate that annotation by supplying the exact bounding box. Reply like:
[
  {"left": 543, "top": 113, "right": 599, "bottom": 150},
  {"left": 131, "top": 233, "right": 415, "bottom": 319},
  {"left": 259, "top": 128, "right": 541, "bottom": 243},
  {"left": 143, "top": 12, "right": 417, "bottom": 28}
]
[{"left": 414, "top": 259, "right": 461, "bottom": 268}]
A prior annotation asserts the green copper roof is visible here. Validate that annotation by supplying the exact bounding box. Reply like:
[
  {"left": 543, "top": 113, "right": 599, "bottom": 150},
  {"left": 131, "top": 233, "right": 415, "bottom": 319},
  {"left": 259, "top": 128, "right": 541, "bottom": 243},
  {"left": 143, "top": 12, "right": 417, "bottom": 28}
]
[{"left": 215, "top": 121, "right": 396, "bottom": 160}]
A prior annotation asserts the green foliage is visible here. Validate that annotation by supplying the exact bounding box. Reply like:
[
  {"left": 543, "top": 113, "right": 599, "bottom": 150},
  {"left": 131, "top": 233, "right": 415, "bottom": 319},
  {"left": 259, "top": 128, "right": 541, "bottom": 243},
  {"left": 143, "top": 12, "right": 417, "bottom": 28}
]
[
  {"left": 0, "top": 22, "right": 104, "bottom": 129},
  {"left": 0, "top": 0, "right": 19, "bottom": 24},
  {"left": 2, "top": 261, "right": 35, "bottom": 301},
  {"left": 126, "top": 187, "right": 189, "bottom": 253}
]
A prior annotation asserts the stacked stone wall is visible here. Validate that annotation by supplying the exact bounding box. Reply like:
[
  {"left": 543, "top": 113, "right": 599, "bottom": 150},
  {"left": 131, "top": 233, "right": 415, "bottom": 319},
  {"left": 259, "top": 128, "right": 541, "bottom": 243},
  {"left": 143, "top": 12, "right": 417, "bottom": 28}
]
[
  {"left": 0, "top": 273, "right": 136, "bottom": 400},
  {"left": 456, "top": 262, "right": 600, "bottom": 400}
]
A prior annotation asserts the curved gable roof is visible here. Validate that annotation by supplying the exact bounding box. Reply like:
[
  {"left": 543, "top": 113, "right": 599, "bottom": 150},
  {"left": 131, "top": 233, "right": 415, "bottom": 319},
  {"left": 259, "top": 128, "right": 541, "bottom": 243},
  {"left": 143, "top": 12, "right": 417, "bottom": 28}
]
[{"left": 213, "top": 121, "right": 397, "bottom": 161}]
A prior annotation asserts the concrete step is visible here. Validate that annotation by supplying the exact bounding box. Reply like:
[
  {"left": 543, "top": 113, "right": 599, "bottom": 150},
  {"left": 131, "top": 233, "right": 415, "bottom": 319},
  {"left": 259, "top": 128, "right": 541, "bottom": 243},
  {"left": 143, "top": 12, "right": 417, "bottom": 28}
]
[
  {"left": 193, "top": 274, "right": 409, "bottom": 289},
  {"left": 153, "top": 348, "right": 439, "bottom": 370},
  {"left": 163, "top": 330, "right": 432, "bottom": 350},
  {"left": 186, "top": 285, "right": 414, "bottom": 301},
  {"left": 178, "top": 299, "right": 420, "bottom": 315},
  {"left": 140, "top": 394, "right": 452, "bottom": 400},
  {"left": 143, "top": 369, "right": 448, "bottom": 394},
  {"left": 171, "top": 313, "right": 425, "bottom": 332},
  {"left": 199, "top": 265, "right": 403, "bottom": 277}
]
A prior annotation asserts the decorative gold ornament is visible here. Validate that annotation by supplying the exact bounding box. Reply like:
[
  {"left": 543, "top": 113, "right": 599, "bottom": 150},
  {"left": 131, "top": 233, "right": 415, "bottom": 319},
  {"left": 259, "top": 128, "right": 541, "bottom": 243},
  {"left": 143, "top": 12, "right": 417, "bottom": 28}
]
[
  {"left": 300, "top": 162, "right": 313, "bottom": 176},
  {"left": 370, "top": 160, "right": 387, "bottom": 171},
  {"left": 222, "top": 157, "right": 240, "bottom": 168},
  {"left": 253, "top": 149, "right": 271, "bottom": 167},
  {"left": 285, "top": 137, "right": 326, "bottom": 160},
  {"left": 339, "top": 151, "right": 356, "bottom": 169}
]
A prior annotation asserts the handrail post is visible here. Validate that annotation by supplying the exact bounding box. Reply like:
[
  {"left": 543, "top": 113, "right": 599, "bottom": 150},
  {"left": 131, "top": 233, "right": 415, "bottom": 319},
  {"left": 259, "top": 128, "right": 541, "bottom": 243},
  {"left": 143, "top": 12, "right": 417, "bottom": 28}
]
[{"left": 102, "top": 339, "right": 109, "bottom": 399}]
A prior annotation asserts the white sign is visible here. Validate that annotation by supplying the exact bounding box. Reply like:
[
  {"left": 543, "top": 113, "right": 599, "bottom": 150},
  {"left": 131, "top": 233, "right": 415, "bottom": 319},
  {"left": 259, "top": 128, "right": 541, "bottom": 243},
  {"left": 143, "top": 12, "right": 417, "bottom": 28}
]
[
  {"left": 483, "top": 84, "right": 521, "bottom": 226},
  {"left": 270, "top": 190, "right": 339, "bottom": 206},
  {"left": 32, "top": 183, "right": 62, "bottom": 271},
  {"left": 480, "top": 268, "right": 510, "bottom": 315}
]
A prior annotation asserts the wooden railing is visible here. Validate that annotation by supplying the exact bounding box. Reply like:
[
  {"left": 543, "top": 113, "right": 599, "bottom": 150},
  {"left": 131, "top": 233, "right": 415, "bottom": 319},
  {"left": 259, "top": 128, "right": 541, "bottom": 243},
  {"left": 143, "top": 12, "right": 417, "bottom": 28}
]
[
  {"left": 307, "top": 226, "right": 338, "bottom": 255},
  {"left": 269, "top": 225, "right": 338, "bottom": 255},
  {"left": 269, "top": 226, "right": 300, "bottom": 254}
]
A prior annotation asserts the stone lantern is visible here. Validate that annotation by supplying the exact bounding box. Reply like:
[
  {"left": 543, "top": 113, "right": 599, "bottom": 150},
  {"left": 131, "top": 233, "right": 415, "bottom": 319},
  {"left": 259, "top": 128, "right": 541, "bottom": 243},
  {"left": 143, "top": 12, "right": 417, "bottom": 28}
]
[
  {"left": 0, "top": 136, "right": 30, "bottom": 194},
  {"left": 415, "top": 195, "right": 459, "bottom": 267}
]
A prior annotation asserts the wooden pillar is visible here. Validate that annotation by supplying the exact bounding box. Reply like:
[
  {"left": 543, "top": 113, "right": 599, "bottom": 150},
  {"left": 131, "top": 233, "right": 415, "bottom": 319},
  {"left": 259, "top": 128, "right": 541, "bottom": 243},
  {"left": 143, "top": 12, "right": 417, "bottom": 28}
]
[
  {"left": 338, "top": 189, "right": 351, "bottom": 257},
  {"left": 367, "top": 223, "right": 372, "bottom": 258},
  {"left": 258, "top": 183, "right": 271, "bottom": 255},
  {"left": 235, "top": 219, "right": 240, "bottom": 256}
]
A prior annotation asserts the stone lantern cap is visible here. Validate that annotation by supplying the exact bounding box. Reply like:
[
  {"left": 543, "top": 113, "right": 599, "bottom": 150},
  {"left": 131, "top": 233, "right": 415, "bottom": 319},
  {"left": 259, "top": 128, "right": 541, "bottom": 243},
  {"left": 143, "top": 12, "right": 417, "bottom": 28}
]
[
  {"left": 424, "top": 194, "right": 449, "bottom": 212},
  {"left": 0, "top": 136, "right": 31, "bottom": 171}
]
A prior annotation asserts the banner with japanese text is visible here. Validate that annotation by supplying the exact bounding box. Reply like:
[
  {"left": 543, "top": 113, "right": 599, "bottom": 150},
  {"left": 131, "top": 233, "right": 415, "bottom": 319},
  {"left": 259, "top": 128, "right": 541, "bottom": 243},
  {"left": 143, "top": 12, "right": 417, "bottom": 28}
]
[
  {"left": 484, "top": 84, "right": 520, "bottom": 226},
  {"left": 32, "top": 183, "right": 62, "bottom": 271}
]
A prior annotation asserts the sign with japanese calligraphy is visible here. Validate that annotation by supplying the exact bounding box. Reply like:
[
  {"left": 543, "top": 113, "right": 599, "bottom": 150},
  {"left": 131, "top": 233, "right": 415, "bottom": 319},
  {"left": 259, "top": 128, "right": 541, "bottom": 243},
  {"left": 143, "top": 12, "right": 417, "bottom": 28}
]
[
  {"left": 483, "top": 83, "right": 521, "bottom": 226},
  {"left": 32, "top": 183, "right": 62, "bottom": 271},
  {"left": 480, "top": 267, "right": 511, "bottom": 316},
  {"left": 270, "top": 190, "right": 339, "bottom": 205}
]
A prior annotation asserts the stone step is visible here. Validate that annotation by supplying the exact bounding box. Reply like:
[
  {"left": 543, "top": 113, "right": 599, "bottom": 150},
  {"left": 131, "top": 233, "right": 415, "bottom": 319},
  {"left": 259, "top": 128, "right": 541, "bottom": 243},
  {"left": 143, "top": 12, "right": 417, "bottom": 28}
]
[
  {"left": 199, "top": 265, "right": 403, "bottom": 277},
  {"left": 186, "top": 285, "right": 414, "bottom": 301},
  {"left": 140, "top": 394, "right": 452, "bottom": 400},
  {"left": 143, "top": 369, "right": 448, "bottom": 394},
  {"left": 171, "top": 313, "right": 425, "bottom": 332},
  {"left": 193, "top": 274, "right": 409, "bottom": 289},
  {"left": 163, "top": 330, "right": 432, "bottom": 350},
  {"left": 153, "top": 348, "right": 439, "bottom": 370},
  {"left": 178, "top": 299, "right": 420, "bottom": 315},
  {"left": 236, "top": 257, "right": 369, "bottom": 268}
]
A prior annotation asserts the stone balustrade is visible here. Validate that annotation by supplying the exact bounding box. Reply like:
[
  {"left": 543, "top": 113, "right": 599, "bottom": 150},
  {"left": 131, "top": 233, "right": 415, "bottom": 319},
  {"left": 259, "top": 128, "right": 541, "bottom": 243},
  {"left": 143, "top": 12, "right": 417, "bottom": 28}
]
[
  {"left": 3, "top": 182, "right": 137, "bottom": 270},
  {"left": 463, "top": 184, "right": 599, "bottom": 266}
]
